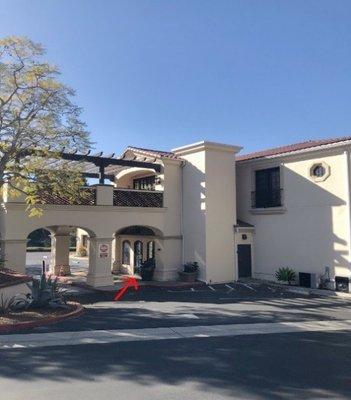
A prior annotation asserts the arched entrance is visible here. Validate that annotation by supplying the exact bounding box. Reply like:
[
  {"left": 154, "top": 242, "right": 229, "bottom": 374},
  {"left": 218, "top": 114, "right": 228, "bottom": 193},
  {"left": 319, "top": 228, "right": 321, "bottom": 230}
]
[
  {"left": 25, "top": 225, "right": 93, "bottom": 282},
  {"left": 113, "top": 226, "right": 158, "bottom": 276}
]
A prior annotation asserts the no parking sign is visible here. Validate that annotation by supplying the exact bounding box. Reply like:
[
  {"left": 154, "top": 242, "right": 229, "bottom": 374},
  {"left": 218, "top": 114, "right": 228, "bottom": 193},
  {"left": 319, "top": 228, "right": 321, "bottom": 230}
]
[{"left": 99, "top": 243, "right": 110, "bottom": 258}]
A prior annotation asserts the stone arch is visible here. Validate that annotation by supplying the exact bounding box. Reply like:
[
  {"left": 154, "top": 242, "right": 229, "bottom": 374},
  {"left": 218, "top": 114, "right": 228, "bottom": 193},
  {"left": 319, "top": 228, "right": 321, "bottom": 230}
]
[
  {"left": 115, "top": 225, "right": 163, "bottom": 238},
  {"left": 25, "top": 224, "right": 97, "bottom": 277}
]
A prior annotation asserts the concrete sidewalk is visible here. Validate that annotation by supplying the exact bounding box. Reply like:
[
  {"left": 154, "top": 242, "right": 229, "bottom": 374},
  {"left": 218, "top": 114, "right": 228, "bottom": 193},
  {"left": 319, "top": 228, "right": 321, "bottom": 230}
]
[{"left": 1, "top": 319, "right": 351, "bottom": 349}]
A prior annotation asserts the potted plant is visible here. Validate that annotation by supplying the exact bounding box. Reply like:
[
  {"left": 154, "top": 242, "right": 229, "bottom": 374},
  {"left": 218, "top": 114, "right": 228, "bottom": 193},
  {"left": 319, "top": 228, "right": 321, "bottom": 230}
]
[
  {"left": 140, "top": 259, "right": 156, "bottom": 281},
  {"left": 178, "top": 262, "right": 199, "bottom": 282}
]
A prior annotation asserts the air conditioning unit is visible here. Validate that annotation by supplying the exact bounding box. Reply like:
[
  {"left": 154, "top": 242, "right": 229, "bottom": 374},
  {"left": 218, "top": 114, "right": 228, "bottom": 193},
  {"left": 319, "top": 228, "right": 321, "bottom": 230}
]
[
  {"left": 335, "top": 276, "right": 350, "bottom": 293},
  {"left": 299, "top": 272, "right": 318, "bottom": 289}
]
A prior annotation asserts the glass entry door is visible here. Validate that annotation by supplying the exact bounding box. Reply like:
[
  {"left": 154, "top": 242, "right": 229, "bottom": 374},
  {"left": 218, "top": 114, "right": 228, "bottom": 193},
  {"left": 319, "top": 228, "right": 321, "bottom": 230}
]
[{"left": 134, "top": 241, "right": 143, "bottom": 271}]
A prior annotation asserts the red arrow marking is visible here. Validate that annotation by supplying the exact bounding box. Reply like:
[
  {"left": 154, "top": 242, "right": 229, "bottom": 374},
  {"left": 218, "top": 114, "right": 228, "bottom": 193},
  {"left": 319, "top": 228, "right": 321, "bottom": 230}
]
[{"left": 114, "top": 277, "right": 139, "bottom": 301}]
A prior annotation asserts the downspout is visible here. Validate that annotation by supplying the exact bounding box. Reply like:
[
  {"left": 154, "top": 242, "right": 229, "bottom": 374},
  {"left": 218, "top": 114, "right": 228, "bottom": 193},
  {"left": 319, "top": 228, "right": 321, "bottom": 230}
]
[
  {"left": 180, "top": 160, "right": 185, "bottom": 265},
  {"left": 344, "top": 150, "right": 351, "bottom": 271}
]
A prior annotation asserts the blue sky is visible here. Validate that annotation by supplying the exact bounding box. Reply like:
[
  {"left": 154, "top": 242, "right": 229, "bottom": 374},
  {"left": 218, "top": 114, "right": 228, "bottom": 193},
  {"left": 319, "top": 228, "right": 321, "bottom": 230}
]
[{"left": 1, "top": 0, "right": 351, "bottom": 155}]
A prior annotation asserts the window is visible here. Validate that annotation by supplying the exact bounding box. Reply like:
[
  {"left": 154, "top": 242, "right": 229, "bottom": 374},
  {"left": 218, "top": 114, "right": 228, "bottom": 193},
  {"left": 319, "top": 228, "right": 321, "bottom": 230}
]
[
  {"left": 253, "top": 167, "right": 282, "bottom": 208},
  {"left": 122, "top": 241, "right": 131, "bottom": 265},
  {"left": 147, "top": 241, "right": 155, "bottom": 259},
  {"left": 133, "top": 176, "right": 156, "bottom": 191},
  {"left": 310, "top": 162, "right": 330, "bottom": 182},
  {"left": 134, "top": 241, "right": 143, "bottom": 269},
  {"left": 312, "top": 165, "right": 325, "bottom": 177}
]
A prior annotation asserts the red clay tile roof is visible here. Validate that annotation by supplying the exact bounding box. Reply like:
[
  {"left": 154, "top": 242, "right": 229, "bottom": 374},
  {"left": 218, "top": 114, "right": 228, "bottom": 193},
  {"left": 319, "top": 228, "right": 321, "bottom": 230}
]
[
  {"left": 237, "top": 136, "right": 351, "bottom": 162},
  {"left": 126, "top": 146, "right": 180, "bottom": 160}
]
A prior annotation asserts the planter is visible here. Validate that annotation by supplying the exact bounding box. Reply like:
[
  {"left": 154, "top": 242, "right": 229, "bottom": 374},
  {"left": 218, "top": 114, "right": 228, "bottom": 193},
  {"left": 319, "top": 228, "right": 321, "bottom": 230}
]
[{"left": 178, "top": 271, "right": 198, "bottom": 282}]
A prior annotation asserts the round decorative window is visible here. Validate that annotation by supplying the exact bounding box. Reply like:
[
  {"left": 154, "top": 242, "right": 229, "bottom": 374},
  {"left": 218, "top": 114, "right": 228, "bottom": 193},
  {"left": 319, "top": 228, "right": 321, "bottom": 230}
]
[
  {"left": 310, "top": 162, "right": 330, "bottom": 182},
  {"left": 312, "top": 164, "right": 326, "bottom": 177}
]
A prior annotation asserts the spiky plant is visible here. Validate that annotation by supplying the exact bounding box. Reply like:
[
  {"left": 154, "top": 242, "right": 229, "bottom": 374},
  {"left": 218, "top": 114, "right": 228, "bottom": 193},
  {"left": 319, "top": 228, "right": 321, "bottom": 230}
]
[{"left": 275, "top": 267, "right": 296, "bottom": 285}]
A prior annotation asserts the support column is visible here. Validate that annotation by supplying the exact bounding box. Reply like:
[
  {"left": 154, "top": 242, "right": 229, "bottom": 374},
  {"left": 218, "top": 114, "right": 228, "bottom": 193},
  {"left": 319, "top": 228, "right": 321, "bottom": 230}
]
[
  {"left": 50, "top": 227, "right": 72, "bottom": 275},
  {"left": 0, "top": 239, "right": 27, "bottom": 274},
  {"left": 51, "top": 234, "right": 71, "bottom": 275},
  {"left": 86, "top": 237, "right": 114, "bottom": 287},
  {"left": 111, "top": 235, "right": 121, "bottom": 274}
]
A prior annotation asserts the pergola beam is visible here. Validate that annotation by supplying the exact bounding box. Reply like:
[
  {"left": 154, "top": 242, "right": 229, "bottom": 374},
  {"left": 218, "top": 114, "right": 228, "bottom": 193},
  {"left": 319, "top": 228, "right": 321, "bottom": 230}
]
[{"left": 20, "top": 148, "right": 162, "bottom": 184}]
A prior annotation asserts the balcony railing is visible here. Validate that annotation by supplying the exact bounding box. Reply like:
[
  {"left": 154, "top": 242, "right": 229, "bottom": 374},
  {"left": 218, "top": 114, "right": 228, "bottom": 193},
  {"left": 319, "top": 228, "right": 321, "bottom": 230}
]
[
  {"left": 39, "top": 187, "right": 97, "bottom": 206},
  {"left": 113, "top": 189, "right": 163, "bottom": 208},
  {"left": 251, "top": 188, "right": 283, "bottom": 209},
  {"left": 33, "top": 187, "right": 164, "bottom": 208}
]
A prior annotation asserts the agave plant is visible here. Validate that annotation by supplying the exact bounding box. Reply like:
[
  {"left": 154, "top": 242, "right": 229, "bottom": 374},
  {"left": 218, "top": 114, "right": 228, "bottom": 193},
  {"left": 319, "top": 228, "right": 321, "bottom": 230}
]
[
  {"left": 29, "top": 273, "right": 65, "bottom": 308},
  {"left": 275, "top": 267, "right": 296, "bottom": 285},
  {"left": 0, "top": 293, "right": 30, "bottom": 315}
]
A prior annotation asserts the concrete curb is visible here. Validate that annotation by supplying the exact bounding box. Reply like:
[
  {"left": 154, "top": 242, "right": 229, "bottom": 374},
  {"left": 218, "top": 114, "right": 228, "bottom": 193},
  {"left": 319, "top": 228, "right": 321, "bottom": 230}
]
[
  {"left": 0, "top": 302, "right": 84, "bottom": 333},
  {"left": 72, "top": 280, "right": 206, "bottom": 293},
  {"left": 285, "top": 286, "right": 351, "bottom": 299}
]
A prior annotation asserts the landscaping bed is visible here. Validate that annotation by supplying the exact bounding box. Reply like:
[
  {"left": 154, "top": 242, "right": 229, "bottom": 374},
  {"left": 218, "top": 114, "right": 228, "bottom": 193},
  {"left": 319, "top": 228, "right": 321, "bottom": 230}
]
[{"left": 0, "top": 301, "right": 83, "bottom": 332}]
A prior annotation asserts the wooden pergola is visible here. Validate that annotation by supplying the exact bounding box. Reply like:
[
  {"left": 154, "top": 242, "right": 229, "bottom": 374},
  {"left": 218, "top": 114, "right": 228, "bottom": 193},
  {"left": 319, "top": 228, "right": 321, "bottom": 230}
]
[{"left": 20, "top": 149, "right": 162, "bottom": 184}]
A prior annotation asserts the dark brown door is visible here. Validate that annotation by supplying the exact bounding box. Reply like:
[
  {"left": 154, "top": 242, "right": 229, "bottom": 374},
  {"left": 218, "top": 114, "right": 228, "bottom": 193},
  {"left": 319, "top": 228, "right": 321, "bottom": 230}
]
[{"left": 238, "top": 244, "right": 252, "bottom": 278}]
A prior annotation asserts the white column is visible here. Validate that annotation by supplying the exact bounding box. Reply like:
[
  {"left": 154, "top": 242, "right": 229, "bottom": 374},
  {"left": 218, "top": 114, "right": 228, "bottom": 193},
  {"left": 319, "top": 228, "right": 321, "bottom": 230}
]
[
  {"left": 153, "top": 237, "right": 182, "bottom": 281},
  {"left": 86, "top": 237, "right": 114, "bottom": 287},
  {"left": 111, "top": 235, "right": 121, "bottom": 274},
  {"left": 94, "top": 185, "right": 114, "bottom": 205},
  {"left": 50, "top": 227, "right": 71, "bottom": 275},
  {"left": 0, "top": 239, "right": 27, "bottom": 274}
]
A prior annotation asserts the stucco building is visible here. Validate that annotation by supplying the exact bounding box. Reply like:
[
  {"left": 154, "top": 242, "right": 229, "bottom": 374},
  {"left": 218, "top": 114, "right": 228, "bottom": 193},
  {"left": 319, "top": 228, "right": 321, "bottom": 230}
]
[{"left": 1, "top": 136, "right": 351, "bottom": 288}]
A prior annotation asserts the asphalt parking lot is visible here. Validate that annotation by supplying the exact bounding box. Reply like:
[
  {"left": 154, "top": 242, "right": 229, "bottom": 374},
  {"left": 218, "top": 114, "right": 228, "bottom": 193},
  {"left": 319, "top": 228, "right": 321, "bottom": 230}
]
[{"left": 7, "top": 280, "right": 348, "bottom": 335}]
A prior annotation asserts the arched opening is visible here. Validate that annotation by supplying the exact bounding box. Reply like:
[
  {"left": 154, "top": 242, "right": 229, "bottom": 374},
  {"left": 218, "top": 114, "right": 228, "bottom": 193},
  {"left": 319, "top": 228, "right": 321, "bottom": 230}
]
[
  {"left": 113, "top": 225, "right": 160, "bottom": 277},
  {"left": 25, "top": 226, "right": 93, "bottom": 282},
  {"left": 26, "top": 228, "right": 52, "bottom": 277}
]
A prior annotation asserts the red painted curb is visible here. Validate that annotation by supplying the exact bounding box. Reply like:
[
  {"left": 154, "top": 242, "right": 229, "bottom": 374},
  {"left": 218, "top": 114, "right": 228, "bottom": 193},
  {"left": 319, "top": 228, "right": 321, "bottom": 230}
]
[{"left": 0, "top": 302, "right": 84, "bottom": 333}]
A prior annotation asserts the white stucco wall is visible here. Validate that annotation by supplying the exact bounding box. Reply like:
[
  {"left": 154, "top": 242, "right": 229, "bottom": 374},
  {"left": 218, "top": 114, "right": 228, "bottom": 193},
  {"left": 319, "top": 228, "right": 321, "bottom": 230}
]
[
  {"left": 174, "top": 141, "right": 241, "bottom": 283},
  {"left": 236, "top": 147, "right": 351, "bottom": 282}
]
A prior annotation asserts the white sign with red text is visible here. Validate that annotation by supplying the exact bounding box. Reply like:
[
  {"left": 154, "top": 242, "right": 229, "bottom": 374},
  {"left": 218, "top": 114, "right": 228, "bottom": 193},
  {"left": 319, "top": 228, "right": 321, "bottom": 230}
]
[{"left": 99, "top": 243, "right": 110, "bottom": 258}]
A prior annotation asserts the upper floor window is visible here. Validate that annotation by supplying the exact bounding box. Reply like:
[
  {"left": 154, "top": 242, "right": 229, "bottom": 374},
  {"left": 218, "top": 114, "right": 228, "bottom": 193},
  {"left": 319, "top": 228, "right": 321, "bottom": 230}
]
[
  {"left": 310, "top": 162, "right": 330, "bottom": 182},
  {"left": 133, "top": 175, "right": 156, "bottom": 191},
  {"left": 252, "top": 167, "right": 282, "bottom": 208}
]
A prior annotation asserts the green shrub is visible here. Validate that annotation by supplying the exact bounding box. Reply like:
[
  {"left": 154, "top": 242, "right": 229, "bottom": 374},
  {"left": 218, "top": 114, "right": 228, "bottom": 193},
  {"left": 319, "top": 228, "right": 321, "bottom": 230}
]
[{"left": 275, "top": 267, "right": 296, "bottom": 285}]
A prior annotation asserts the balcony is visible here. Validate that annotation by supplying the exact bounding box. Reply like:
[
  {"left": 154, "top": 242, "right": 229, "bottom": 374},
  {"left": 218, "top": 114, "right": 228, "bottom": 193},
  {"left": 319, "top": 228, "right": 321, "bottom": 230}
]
[
  {"left": 39, "top": 187, "right": 97, "bottom": 206},
  {"left": 251, "top": 188, "right": 283, "bottom": 209},
  {"left": 37, "top": 186, "right": 164, "bottom": 208},
  {"left": 113, "top": 189, "right": 163, "bottom": 207}
]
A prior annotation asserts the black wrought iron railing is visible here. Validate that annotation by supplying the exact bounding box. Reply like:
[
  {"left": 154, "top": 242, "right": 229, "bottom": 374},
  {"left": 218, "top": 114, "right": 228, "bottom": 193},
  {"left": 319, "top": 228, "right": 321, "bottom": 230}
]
[
  {"left": 251, "top": 188, "right": 283, "bottom": 209},
  {"left": 113, "top": 189, "right": 163, "bottom": 208},
  {"left": 39, "top": 187, "right": 96, "bottom": 206}
]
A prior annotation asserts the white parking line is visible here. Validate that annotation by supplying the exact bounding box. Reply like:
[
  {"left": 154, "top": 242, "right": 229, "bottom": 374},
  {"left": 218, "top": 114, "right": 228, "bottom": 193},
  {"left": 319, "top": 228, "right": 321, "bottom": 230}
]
[
  {"left": 240, "top": 283, "right": 257, "bottom": 292},
  {"left": 1, "top": 319, "right": 351, "bottom": 349},
  {"left": 190, "top": 288, "right": 195, "bottom": 292},
  {"left": 208, "top": 285, "right": 216, "bottom": 291},
  {"left": 225, "top": 284, "right": 234, "bottom": 291}
]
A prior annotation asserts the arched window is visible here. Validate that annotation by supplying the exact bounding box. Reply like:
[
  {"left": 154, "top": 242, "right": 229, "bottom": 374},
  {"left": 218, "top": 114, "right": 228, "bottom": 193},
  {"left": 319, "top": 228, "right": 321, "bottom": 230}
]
[
  {"left": 147, "top": 241, "right": 155, "bottom": 260},
  {"left": 134, "top": 241, "right": 143, "bottom": 269},
  {"left": 122, "top": 241, "right": 131, "bottom": 265}
]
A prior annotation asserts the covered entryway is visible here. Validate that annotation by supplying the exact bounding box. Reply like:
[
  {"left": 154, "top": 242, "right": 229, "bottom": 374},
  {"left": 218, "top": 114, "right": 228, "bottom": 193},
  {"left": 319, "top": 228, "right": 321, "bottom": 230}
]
[{"left": 112, "top": 225, "right": 159, "bottom": 276}]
